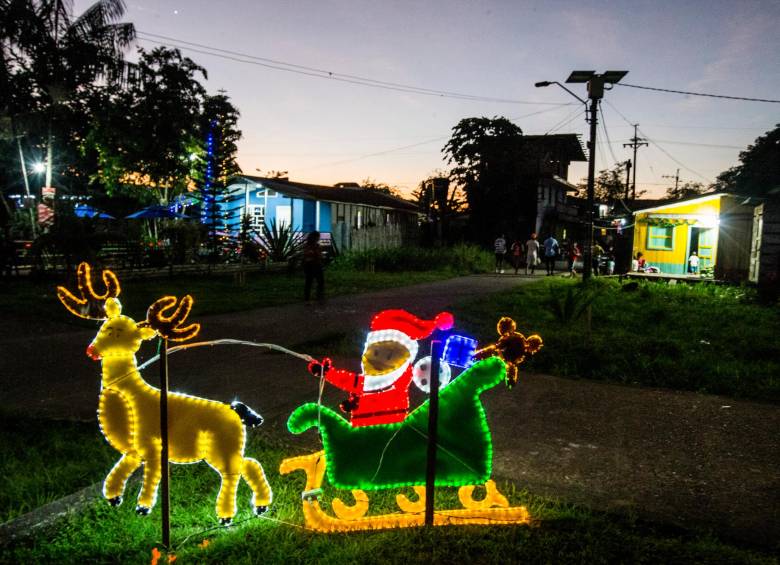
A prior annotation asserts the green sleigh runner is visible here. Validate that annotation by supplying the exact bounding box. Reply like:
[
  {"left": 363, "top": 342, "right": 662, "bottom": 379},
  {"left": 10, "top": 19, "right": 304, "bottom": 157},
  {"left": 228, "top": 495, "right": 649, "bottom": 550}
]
[{"left": 280, "top": 316, "right": 543, "bottom": 532}]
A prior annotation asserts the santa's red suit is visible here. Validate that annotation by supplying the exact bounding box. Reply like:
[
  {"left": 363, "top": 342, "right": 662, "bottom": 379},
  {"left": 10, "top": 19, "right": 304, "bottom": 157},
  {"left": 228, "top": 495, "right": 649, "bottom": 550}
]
[{"left": 310, "top": 310, "right": 454, "bottom": 427}]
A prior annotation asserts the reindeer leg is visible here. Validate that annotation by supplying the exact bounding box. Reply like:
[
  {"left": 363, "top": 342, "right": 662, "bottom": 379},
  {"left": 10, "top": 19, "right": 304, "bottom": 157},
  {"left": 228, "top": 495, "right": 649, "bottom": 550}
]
[
  {"left": 242, "top": 457, "right": 272, "bottom": 515},
  {"left": 103, "top": 453, "right": 142, "bottom": 506},
  {"left": 216, "top": 473, "right": 241, "bottom": 524},
  {"left": 136, "top": 450, "right": 161, "bottom": 515}
]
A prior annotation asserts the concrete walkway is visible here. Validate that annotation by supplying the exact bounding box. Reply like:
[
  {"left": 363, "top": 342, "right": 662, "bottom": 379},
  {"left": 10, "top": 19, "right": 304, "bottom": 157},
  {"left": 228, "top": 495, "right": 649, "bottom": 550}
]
[{"left": 1, "top": 274, "right": 777, "bottom": 545}]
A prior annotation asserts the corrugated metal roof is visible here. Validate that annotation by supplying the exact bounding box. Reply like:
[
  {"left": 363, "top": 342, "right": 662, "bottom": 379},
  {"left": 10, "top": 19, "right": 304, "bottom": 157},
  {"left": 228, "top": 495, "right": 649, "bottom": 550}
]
[
  {"left": 524, "top": 133, "right": 588, "bottom": 162},
  {"left": 233, "top": 175, "right": 418, "bottom": 212}
]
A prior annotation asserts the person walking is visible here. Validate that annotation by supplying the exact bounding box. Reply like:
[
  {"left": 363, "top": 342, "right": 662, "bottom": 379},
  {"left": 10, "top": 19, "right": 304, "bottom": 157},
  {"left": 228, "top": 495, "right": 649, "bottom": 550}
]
[
  {"left": 568, "top": 242, "right": 581, "bottom": 277},
  {"left": 303, "top": 231, "right": 324, "bottom": 302},
  {"left": 543, "top": 234, "right": 559, "bottom": 276},
  {"left": 525, "top": 233, "right": 540, "bottom": 275},
  {"left": 510, "top": 238, "right": 523, "bottom": 275},
  {"left": 494, "top": 234, "right": 507, "bottom": 274},
  {"left": 592, "top": 241, "right": 605, "bottom": 276}
]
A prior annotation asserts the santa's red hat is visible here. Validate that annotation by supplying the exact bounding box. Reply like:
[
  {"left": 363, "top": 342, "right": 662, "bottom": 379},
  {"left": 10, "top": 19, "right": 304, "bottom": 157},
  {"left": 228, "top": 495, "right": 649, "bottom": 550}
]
[{"left": 364, "top": 309, "right": 454, "bottom": 363}]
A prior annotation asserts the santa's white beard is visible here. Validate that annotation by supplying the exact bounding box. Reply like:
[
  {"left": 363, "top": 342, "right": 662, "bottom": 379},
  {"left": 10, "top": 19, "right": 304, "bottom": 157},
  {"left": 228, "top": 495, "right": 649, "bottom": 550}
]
[{"left": 361, "top": 361, "right": 411, "bottom": 391}]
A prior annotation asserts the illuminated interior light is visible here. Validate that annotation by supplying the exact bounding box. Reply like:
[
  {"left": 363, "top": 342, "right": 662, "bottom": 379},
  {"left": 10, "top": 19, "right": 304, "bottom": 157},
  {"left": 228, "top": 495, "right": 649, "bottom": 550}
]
[{"left": 57, "top": 263, "right": 272, "bottom": 521}]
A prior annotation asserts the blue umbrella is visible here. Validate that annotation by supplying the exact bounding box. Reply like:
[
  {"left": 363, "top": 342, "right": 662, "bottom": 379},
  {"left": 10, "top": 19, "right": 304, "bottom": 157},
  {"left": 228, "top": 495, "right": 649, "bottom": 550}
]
[
  {"left": 126, "top": 205, "right": 190, "bottom": 219},
  {"left": 75, "top": 204, "right": 115, "bottom": 219}
]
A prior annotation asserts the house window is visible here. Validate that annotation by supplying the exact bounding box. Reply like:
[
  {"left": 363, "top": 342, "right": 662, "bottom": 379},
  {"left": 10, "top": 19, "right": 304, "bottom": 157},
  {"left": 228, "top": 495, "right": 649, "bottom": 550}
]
[
  {"left": 247, "top": 205, "right": 265, "bottom": 229},
  {"left": 648, "top": 225, "right": 674, "bottom": 250}
]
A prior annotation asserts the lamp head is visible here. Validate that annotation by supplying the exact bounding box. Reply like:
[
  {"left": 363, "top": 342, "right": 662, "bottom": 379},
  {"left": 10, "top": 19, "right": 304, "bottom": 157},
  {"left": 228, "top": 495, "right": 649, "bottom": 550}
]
[{"left": 534, "top": 81, "right": 551, "bottom": 88}]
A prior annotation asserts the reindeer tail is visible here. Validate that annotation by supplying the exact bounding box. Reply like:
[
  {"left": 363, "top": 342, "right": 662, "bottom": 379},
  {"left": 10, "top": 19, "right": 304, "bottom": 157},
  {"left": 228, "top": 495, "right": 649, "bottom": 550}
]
[{"left": 230, "top": 401, "right": 264, "bottom": 428}]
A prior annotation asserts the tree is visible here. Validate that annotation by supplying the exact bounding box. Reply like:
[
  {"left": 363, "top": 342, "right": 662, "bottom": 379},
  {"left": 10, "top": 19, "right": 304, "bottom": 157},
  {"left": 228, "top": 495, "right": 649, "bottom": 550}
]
[
  {"left": 1, "top": 0, "right": 135, "bottom": 188},
  {"left": 87, "top": 47, "right": 207, "bottom": 203},
  {"left": 578, "top": 163, "right": 628, "bottom": 203},
  {"left": 192, "top": 91, "right": 242, "bottom": 255},
  {"left": 443, "top": 117, "right": 531, "bottom": 242},
  {"left": 666, "top": 181, "right": 706, "bottom": 200},
  {"left": 412, "top": 174, "right": 466, "bottom": 245},
  {"left": 714, "top": 124, "right": 780, "bottom": 196},
  {"left": 359, "top": 178, "right": 399, "bottom": 196}
]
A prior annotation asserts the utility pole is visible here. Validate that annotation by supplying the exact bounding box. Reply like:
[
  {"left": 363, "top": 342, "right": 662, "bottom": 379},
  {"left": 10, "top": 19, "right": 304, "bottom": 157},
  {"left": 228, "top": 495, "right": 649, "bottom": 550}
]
[
  {"left": 535, "top": 70, "right": 628, "bottom": 282},
  {"left": 662, "top": 168, "right": 681, "bottom": 195},
  {"left": 623, "top": 125, "right": 647, "bottom": 199},
  {"left": 623, "top": 159, "right": 632, "bottom": 200}
]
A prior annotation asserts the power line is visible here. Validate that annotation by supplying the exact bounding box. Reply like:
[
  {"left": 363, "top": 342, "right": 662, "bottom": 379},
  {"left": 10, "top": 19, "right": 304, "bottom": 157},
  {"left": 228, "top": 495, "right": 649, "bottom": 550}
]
[
  {"left": 616, "top": 82, "right": 780, "bottom": 103},
  {"left": 598, "top": 106, "right": 620, "bottom": 167},
  {"left": 544, "top": 105, "right": 584, "bottom": 135},
  {"left": 301, "top": 105, "right": 570, "bottom": 171},
  {"left": 640, "top": 129, "right": 712, "bottom": 184},
  {"left": 135, "top": 31, "right": 570, "bottom": 106},
  {"left": 604, "top": 100, "right": 711, "bottom": 184}
]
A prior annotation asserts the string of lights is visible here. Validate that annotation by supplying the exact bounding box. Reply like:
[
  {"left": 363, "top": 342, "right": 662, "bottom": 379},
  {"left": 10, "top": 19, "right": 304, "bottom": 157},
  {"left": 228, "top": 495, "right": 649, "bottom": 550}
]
[
  {"left": 135, "top": 31, "right": 570, "bottom": 106},
  {"left": 616, "top": 82, "right": 780, "bottom": 104}
]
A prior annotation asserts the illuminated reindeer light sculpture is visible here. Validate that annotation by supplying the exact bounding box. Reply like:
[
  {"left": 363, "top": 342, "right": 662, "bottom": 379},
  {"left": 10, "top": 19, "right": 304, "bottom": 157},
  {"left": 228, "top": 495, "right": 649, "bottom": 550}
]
[{"left": 57, "top": 263, "right": 272, "bottom": 524}]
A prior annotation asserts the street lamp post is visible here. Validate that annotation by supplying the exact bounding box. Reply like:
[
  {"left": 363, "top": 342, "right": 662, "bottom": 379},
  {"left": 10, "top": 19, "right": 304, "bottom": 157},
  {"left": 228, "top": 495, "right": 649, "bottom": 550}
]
[{"left": 535, "top": 71, "right": 628, "bottom": 280}]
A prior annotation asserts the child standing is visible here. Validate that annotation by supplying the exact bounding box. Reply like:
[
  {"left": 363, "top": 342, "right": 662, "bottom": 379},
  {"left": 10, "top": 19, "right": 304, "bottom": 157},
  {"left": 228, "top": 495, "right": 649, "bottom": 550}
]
[{"left": 688, "top": 251, "right": 700, "bottom": 275}]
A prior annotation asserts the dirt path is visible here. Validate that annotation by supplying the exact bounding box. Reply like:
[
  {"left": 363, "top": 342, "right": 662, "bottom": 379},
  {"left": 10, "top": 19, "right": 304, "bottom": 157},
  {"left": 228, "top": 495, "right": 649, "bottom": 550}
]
[{"left": 2, "top": 273, "right": 777, "bottom": 545}]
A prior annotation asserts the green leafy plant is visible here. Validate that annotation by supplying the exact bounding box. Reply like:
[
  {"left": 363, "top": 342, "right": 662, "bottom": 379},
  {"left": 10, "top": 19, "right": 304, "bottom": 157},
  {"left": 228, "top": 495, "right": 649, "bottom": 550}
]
[
  {"left": 257, "top": 219, "right": 303, "bottom": 262},
  {"left": 546, "top": 281, "right": 601, "bottom": 324}
]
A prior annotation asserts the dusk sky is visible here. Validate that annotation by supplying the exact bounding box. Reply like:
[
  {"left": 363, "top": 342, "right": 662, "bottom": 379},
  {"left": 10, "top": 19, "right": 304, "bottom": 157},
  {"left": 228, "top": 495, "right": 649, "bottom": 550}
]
[{"left": 85, "top": 0, "right": 779, "bottom": 197}]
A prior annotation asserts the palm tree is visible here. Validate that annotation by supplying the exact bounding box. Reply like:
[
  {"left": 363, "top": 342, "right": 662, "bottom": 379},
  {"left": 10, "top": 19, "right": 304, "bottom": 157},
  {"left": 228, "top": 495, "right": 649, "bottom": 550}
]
[{"left": 3, "top": 0, "right": 135, "bottom": 187}]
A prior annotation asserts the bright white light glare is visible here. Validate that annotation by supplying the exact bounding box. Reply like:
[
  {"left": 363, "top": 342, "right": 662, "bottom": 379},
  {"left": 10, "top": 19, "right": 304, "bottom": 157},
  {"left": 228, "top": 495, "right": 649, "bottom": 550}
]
[
  {"left": 188, "top": 153, "right": 198, "bottom": 161},
  {"left": 32, "top": 162, "right": 46, "bottom": 173}
]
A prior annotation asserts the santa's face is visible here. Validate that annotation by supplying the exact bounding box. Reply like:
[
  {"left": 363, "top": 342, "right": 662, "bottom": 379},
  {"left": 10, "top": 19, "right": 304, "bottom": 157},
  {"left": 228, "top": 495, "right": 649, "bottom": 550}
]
[{"left": 362, "top": 340, "right": 410, "bottom": 376}]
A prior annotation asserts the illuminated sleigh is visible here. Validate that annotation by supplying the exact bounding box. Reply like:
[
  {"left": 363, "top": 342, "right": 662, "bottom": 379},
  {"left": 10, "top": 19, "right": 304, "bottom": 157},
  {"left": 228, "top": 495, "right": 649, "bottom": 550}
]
[{"left": 280, "top": 342, "right": 537, "bottom": 532}]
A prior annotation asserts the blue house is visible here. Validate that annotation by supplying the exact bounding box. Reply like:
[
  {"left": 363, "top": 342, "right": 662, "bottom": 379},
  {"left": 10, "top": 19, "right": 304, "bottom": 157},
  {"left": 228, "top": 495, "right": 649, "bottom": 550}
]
[{"left": 223, "top": 176, "right": 419, "bottom": 251}]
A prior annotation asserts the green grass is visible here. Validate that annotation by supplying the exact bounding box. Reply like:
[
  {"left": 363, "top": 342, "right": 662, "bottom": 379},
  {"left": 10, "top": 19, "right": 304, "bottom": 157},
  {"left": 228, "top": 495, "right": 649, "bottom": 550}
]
[
  {"left": 453, "top": 278, "right": 780, "bottom": 402},
  {"left": 0, "top": 268, "right": 455, "bottom": 326},
  {"left": 0, "top": 414, "right": 117, "bottom": 523},
  {"left": 2, "top": 419, "right": 774, "bottom": 564}
]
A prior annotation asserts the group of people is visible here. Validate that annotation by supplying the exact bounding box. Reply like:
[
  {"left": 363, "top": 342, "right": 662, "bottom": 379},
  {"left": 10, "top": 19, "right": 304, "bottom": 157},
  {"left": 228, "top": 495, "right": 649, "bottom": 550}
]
[{"left": 494, "top": 234, "right": 615, "bottom": 277}]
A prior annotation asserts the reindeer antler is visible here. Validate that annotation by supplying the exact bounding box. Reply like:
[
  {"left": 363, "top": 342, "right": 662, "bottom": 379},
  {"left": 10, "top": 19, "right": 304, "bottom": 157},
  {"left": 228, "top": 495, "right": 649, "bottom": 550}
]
[
  {"left": 57, "top": 262, "right": 121, "bottom": 320},
  {"left": 141, "top": 295, "right": 201, "bottom": 342}
]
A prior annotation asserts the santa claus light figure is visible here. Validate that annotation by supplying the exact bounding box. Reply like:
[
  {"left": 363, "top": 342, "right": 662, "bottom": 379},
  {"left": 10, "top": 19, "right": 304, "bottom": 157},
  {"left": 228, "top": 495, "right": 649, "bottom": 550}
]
[{"left": 308, "top": 309, "right": 454, "bottom": 427}]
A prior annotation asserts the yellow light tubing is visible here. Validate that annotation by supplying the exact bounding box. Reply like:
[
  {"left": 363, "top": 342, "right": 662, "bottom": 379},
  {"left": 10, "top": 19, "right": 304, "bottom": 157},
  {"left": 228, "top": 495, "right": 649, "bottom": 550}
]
[
  {"left": 58, "top": 263, "right": 272, "bottom": 523},
  {"left": 279, "top": 452, "right": 530, "bottom": 533}
]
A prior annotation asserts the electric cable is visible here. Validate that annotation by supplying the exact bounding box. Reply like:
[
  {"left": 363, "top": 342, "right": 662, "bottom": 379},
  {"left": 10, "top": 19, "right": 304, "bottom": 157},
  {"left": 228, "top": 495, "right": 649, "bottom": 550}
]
[
  {"left": 603, "top": 100, "right": 712, "bottom": 184},
  {"left": 135, "top": 31, "right": 570, "bottom": 106},
  {"left": 598, "top": 106, "right": 620, "bottom": 167},
  {"left": 616, "top": 82, "right": 780, "bottom": 104}
]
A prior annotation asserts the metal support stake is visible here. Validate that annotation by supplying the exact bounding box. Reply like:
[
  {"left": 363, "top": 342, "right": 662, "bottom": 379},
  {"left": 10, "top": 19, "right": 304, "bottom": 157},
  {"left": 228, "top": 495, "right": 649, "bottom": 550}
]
[
  {"left": 424, "top": 339, "right": 442, "bottom": 526},
  {"left": 159, "top": 338, "right": 171, "bottom": 549}
]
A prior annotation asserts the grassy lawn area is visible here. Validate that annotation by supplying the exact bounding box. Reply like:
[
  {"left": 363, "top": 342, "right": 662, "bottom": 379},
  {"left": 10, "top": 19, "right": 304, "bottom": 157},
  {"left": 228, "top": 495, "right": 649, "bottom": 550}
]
[
  {"left": 454, "top": 278, "right": 780, "bottom": 402},
  {"left": 1, "top": 417, "right": 773, "bottom": 564},
  {"left": 0, "top": 268, "right": 454, "bottom": 326}
]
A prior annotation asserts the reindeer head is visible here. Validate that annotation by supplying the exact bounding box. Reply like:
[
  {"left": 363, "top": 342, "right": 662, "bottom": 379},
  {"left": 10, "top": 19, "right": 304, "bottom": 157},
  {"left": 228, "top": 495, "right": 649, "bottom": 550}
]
[{"left": 58, "top": 263, "right": 201, "bottom": 362}]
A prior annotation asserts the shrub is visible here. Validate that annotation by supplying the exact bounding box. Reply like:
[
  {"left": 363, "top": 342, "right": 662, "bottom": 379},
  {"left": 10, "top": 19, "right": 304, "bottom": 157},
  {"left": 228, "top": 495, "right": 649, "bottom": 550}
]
[{"left": 331, "top": 244, "right": 492, "bottom": 273}]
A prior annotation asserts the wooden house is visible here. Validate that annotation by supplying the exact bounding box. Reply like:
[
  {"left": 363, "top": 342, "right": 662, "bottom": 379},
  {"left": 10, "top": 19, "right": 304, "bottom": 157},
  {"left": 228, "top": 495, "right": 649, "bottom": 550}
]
[
  {"left": 224, "top": 175, "right": 419, "bottom": 252},
  {"left": 632, "top": 193, "right": 757, "bottom": 279}
]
